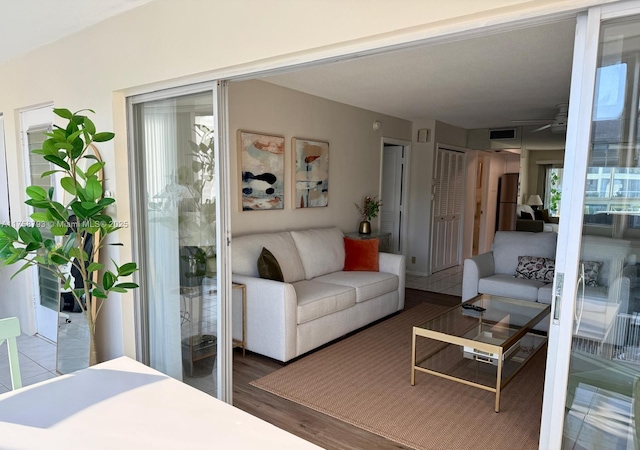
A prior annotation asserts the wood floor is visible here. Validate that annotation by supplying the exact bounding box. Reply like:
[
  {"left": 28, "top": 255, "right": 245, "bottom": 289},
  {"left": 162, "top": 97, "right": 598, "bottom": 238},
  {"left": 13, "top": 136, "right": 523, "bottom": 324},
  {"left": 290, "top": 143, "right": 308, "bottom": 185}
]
[{"left": 232, "top": 289, "right": 460, "bottom": 450}]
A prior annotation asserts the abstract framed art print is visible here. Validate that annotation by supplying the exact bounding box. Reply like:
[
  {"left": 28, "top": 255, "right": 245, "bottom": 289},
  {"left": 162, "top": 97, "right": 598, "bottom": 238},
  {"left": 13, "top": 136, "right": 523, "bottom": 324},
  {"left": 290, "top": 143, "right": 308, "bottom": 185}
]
[
  {"left": 238, "top": 131, "right": 285, "bottom": 211},
  {"left": 293, "top": 138, "right": 329, "bottom": 208}
]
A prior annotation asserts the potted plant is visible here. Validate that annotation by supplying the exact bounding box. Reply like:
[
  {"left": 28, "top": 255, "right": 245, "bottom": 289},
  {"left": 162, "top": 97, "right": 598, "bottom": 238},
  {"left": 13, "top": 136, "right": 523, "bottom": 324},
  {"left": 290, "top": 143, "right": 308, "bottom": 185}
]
[
  {"left": 354, "top": 196, "right": 382, "bottom": 234},
  {"left": 0, "top": 108, "right": 138, "bottom": 366}
]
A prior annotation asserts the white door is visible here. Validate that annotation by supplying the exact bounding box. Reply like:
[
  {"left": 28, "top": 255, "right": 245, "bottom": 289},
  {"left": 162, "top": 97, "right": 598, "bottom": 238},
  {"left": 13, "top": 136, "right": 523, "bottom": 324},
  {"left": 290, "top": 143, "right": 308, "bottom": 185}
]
[
  {"left": 20, "top": 106, "right": 58, "bottom": 342},
  {"left": 540, "top": 3, "right": 640, "bottom": 449},
  {"left": 430, "top": 147, "right": 465, "bottom": 273},
  {"left": 381, "top": 144, "right": 405, "bottom": 254}
]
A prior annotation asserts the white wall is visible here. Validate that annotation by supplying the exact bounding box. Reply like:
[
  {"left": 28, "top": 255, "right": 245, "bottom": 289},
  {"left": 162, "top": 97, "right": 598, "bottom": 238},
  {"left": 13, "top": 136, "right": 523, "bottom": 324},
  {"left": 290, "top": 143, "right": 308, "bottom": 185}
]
[
  {"left": 0, "top": 0, "right": 597, "bottom": 358},
  {"left": 229, "top": 80, "right": 412, "bottom": 235}
]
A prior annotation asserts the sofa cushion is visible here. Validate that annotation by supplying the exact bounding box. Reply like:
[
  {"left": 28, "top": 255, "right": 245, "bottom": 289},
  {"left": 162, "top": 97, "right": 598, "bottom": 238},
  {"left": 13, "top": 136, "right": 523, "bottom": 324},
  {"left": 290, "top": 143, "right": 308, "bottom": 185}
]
[
  {"left": 492, "top": 231, "right": 557, "bottom": 275},
  {"left": 292, "top": 280, "right": 356, "bottom": 324},
  {"left": 479, "top": 274, "right": 545, "bottom": 302},
  {"left": 344, "top": 237, "right": 379, "bottom": 272},
  {"left": 291, "top": 227, "right": 345, "bottom": 280},
  {"left": 232, "top": 231, "right": 306, "bottom": 283},
  {"left": 314, "top": 271, "right": 398, "bottom": 303},
  {"left": 538, "top": 284, "right": 553, "bottom": 304},
  {"left": 514, "top": 256, "right": 555, "bottom": 283},
  {"left": 257, "top": 247, "right": 284, "bottom": 282}
]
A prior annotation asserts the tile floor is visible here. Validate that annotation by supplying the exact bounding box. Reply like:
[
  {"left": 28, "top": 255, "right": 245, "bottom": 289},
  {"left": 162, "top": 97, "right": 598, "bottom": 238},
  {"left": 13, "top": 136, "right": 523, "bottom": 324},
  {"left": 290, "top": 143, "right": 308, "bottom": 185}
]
[
  {"left": 405, "top": 265, "right": 463, "bottom": 296},
  {"left": 0, "top": 333, "right": 57, "bottom": 394}
]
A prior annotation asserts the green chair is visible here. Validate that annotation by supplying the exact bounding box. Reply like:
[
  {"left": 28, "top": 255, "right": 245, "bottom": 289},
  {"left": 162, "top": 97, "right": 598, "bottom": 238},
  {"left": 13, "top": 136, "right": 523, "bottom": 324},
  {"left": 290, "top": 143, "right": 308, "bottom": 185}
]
[{"left": 0, "top": 317, "right": 22, "bottom": 390}]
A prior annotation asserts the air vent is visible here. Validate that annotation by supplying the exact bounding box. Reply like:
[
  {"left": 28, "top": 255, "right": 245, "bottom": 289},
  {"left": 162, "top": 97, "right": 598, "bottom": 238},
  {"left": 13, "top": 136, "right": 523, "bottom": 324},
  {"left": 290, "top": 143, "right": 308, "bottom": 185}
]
[{"left": 489, "top": 128, "right": 517, "bottom": 141}]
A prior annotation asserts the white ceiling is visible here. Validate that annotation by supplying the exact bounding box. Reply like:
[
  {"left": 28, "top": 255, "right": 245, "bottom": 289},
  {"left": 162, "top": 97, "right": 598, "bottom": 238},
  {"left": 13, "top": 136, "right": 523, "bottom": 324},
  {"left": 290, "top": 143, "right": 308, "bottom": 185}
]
[
  {"left": 1, "top": 4, "right": 576, "bottom": 131},
  {"left": 261, "top": 19, "right": 577, "bottom": 131}
]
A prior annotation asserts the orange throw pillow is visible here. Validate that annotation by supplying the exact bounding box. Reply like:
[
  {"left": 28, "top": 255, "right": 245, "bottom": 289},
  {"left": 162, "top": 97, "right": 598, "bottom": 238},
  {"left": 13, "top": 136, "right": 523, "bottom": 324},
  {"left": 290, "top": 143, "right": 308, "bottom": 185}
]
[{"left": 343, "top": 237, "right": 379, "bottom": 271}]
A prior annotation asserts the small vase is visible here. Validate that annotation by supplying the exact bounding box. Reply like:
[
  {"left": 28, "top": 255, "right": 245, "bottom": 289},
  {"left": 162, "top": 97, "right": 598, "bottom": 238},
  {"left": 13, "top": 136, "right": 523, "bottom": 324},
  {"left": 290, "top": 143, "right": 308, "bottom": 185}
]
[{"left": 358, "top": 220, "right": 371, "bottom": 234}]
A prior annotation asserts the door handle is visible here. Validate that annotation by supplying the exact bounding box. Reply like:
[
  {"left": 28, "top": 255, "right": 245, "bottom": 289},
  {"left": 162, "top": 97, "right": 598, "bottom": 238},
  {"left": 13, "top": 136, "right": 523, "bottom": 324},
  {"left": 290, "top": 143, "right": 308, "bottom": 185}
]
[{"left": 574, "top": 264, "right": 585, "bottom": 333}]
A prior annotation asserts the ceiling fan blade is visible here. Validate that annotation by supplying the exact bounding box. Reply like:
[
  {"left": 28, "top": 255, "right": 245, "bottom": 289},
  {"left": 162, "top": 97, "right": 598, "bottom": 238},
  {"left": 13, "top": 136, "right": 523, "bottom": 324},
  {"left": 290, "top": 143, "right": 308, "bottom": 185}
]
[
  {"left": 511, "top": 119, "right": 554, "bottom": 124},
  {"left": 531, "top": 124, "right": 551, "bottom": 133}
]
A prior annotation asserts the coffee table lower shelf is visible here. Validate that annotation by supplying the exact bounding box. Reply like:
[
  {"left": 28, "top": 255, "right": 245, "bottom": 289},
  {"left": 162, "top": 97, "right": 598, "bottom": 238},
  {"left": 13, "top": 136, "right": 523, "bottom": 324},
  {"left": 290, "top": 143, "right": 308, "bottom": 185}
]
[{"left": 411, "top": 329, "right": 547, "bottom": 412}]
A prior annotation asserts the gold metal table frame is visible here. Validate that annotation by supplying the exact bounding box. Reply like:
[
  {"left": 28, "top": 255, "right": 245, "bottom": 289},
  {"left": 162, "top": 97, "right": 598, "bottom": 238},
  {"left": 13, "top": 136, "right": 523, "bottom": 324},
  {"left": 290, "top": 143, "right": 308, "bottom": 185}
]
[{"left": 410, "top": 295, "right": 550, "bottom": 412}]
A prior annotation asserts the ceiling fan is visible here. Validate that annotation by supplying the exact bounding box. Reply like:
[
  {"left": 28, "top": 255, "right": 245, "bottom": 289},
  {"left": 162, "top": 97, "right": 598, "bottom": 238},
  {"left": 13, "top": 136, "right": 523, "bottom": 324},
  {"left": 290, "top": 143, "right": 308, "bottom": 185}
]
[{"left": 512, "top": 103, "right": 569, "bottom": 133}]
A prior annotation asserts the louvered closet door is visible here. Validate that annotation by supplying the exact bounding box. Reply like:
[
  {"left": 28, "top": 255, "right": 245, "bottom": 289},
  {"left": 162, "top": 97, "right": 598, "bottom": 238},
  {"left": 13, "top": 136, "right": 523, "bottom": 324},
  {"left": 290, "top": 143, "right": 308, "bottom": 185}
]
[{"left": 430, "top": 148, "right": 464, "bottom": 273}]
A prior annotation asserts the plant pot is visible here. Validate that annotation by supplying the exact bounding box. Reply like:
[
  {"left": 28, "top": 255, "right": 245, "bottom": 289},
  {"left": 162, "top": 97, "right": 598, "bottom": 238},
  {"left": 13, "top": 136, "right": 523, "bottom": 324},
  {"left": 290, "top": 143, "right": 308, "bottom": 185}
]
[
  {"left": 358, "top": 220, "right": 371, "bottom": 234},
  {"left": 179, "top": 246, "right": 207, "bottom": 287}
]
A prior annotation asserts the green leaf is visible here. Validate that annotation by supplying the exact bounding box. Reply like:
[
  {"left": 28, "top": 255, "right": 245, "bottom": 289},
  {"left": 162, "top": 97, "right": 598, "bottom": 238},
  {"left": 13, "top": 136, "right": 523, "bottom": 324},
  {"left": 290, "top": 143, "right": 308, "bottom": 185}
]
[
  {"left": 75, "top": 165, "right": 87, "bottom": 181},
  {"left": 67, "top": 129, "right": 83, "bottom": 143},
  {"left": 54, "top": 142, "right": 74, "bottom": 151},
  {"left": 69, "top": 247, "right": 87, "bottom": 261},
  {"left": 87, "top": 262, "right": 104, "bottom": 273},
  {"left": 85, "top": 177, "right": 102, "bottom": 201},
  {"left": 53, "top": 108, "right": 73, "bottom": 119},
  {"left": 118, "top": 262, "right": 138, "bottom": 276},
  {"left": 30, "top": 212, "right": 48, "bottom": 223},
  {"left": 42, "top": 140, "right": 58, "bottom": 156},
  {"left": 97, "top": 198, "right": 115, "bottom": 208},
  {"left": 60, "top": 177, "right": 77, "bottom": 196},
  {"left": 86, "top": 162, "right": 105, "bottom": 178},
  {"left": 41, "top": 170, "right": 63, "bottom": 178},
  {"left": 25, "top": 242, "right": 41, "bottom": 252},
  {"left": 10, "top": 261, "right": 33, "bottom": 280},
  {"left": 50, "top": 254, "right": 68, "bottom": 265},
  {"left": 51, "top": 225, "right": 68, "bottom": 236},
  {"left": 92, "top": 287, "right": 107, "bottom": 299},
  {"left": 44, "top": 155, "right": 70, "bottom": 170},
  {"left": 70, "top": 202, "right": 89, "bottom": 220},
  {"left": 61, "top": 233, "right": 77, "bottom": 256},
  {"left": 43, "top": 239, "right": 55, "bottom": 250},
  {"left": 110, "top": 286, "right": 127, "bottom": 293},
  {"left": 18, "top": 226, "right": 38, "bottom": 244},
  {"left": 92, "top": 132, "right": 115, "bottom": 142},
  {"left": 0, "top": 225, "right": 19, "bottom": 240},
  {"left": 48, "top": 187, "right": 54, "bottom": 200},
  {"left": 25, "top": 199, "right": 50, "bottom": 209},
  {"left": 102, "top": 271, "right": 116, "bottom": 290},
  {"left": 84, "top": 117, "right": 96, "bottom": 135},
  {"left": 115, "top": 282, "right": 139, "bottom": 289},
  {"left": 26, "top": 185, "right": 48, "bottom": 200}
]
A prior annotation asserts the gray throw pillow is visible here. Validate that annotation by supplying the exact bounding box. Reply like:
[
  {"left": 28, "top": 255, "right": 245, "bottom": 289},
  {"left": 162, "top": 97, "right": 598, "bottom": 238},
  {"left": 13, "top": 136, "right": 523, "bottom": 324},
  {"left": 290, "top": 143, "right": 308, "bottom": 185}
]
[
  {"left": 257, "top": 247, "right": 284, "bottom": 282},
  {"left": 514, "top": 255, "right": 555, "bottom": 283}
]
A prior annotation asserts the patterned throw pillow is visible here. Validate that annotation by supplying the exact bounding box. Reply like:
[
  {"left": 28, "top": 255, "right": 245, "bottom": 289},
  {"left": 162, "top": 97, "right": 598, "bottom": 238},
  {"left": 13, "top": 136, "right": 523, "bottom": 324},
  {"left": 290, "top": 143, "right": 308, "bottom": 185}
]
[
  {"left": 581, "top": 260, "right": 602, "bottom": 287},
  {"left": 514, "top": 256, "right": 555, "bottom": 283}
]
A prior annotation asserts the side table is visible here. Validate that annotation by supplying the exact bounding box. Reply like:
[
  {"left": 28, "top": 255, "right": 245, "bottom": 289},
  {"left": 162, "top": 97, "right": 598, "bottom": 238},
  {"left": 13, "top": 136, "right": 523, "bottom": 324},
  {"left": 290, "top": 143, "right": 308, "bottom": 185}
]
[{"left": 345, "top": 231, "right": 392, "bottom": 253}]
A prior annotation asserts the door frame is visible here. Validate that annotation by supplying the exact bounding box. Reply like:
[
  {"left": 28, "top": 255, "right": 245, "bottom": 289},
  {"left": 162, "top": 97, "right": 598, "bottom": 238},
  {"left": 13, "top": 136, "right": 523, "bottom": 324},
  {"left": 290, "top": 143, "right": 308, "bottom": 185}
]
[
  {"left": 19, "top": 104, "right": 58, "bottom": 343},
  {"left": 539, "top": 2, "right": 640, "bottom": 448},
  {"left": 380, "top": 137, "right": 411, "bottom": 256},
  {"left": 126, "top": 81, "right": 235, "bottom": 402}
]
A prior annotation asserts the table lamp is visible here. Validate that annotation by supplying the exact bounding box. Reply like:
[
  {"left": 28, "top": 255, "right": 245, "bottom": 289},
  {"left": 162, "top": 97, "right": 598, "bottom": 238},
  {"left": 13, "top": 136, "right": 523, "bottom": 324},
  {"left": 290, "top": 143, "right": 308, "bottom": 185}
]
[{"left": 527, "top": 194, "right": 543, "bottom": 211}]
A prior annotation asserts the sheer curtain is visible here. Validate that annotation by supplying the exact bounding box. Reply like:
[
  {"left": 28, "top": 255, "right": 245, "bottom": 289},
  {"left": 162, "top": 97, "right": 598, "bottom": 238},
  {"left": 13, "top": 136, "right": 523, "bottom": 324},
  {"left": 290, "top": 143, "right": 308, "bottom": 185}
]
[{"left": 141, "top": 100, "right": 183, "bottom": 380}]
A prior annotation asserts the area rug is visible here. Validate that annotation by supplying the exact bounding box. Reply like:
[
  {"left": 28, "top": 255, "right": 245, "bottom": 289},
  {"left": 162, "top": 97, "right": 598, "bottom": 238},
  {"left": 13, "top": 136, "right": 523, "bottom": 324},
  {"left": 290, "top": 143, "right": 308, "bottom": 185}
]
[{"left": 251, "top": 302, "right": 545, "bottom": 450}]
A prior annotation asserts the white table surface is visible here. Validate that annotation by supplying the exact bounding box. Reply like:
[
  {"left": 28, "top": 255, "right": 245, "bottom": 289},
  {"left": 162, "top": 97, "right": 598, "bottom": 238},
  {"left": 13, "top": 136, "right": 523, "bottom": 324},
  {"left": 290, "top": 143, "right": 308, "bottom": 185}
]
[{"left": 0, "top": 356, "right": 322, "bottom": 450}]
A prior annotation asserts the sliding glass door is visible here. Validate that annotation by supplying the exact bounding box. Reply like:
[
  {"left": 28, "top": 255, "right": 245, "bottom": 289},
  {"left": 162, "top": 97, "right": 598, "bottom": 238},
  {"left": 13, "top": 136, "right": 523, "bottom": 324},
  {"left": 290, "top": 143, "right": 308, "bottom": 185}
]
[
  {"left": 540, "top": 3, "right": 640, "bottom": 448},
  {"left": 129, "top": 82, "right": 232, "bottom": 400}
]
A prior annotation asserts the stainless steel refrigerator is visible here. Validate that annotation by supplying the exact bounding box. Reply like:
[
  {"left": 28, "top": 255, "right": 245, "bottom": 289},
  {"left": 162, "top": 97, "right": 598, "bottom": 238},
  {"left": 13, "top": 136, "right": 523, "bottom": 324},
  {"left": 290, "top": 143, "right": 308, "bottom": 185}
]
[{"left": 496, "top": 173, "right": 519, "bottom": 231}]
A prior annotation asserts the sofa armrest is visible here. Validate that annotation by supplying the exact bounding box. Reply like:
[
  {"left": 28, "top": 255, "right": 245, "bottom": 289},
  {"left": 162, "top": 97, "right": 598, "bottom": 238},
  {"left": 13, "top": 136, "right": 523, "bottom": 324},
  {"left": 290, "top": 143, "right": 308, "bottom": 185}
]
[
  {"left": 379, "top": 252, "right": 406, "bottom": 310},
  {"left": 232, "top": 274, "right": 298, "bottom": 362},
  {"left": 462, "top": 252, "right": 495, "bottom": 301}
]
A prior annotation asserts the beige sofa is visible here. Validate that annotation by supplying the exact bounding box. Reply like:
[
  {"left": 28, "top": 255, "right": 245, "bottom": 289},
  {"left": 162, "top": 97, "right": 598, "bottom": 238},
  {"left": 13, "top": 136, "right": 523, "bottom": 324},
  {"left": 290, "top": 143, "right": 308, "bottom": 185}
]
[
  {"left": 232, "top": 227, "right": 405, "bottom": 362},
  {"left": 463, "top": 231, "right": 631, "bottom": 342}
]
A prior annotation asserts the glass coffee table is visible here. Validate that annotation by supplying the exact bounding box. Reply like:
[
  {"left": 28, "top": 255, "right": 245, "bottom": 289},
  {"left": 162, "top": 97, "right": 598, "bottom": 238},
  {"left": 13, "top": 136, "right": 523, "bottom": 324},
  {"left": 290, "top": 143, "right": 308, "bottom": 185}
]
[{"left": 411, "top": 294, "right": 550, "bottom": 412}]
